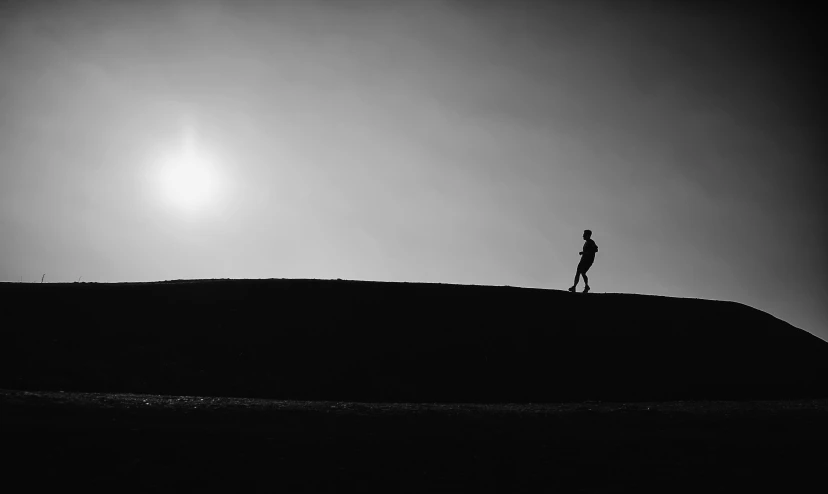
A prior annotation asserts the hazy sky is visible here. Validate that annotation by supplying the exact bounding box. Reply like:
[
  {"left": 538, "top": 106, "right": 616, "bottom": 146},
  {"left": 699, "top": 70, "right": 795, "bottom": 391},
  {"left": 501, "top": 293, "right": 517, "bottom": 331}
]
[{"left": 1, "top": 0, "right": 825, "bottom": 340}]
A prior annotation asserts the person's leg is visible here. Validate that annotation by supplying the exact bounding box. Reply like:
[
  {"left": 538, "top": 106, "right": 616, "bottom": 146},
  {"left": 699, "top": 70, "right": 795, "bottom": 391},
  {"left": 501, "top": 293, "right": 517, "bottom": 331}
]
[
  {"left": 569, "top": 269, "right": 581, "bottom": 291},
  {"left": 573, "top": 270, "right": 581, "bottom": 287},
  {"left": 581, "top": 258, "right": 593, "bottom": 290}
]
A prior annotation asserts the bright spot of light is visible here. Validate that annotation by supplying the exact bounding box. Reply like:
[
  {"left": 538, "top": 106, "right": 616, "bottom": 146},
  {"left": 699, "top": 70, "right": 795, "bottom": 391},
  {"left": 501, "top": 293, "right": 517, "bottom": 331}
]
[{"left": 151, "top": 126, "right": 225, "bottom": 218}]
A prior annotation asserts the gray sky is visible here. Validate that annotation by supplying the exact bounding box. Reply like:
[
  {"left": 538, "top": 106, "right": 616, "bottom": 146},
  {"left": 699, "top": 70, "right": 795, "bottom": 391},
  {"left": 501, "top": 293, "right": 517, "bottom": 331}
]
[{"left": 1, "top": 0, "right": 825, "bottom": 340}]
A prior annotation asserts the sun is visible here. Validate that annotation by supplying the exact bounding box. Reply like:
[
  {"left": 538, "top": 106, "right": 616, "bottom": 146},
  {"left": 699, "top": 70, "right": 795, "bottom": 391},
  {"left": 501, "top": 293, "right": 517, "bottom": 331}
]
[
  {"left": 154, "top": 127, "right": 221, "bottom": 215},
  {"left": 159, "top": 147, "right": 215, "bottom": 211}
]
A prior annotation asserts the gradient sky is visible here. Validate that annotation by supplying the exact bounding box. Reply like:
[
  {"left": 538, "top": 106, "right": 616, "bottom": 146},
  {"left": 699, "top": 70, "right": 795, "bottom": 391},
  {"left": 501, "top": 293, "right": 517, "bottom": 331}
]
[{"left": 1, "top": 0, "right": 825, "bottom": 340}]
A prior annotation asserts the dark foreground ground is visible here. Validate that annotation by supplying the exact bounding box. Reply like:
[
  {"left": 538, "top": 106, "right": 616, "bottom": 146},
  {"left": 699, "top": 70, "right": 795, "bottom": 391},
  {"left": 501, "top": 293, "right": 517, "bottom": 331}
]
[
  {"left": 4, "top": 389, "right": 828, "bottom": 493},
  {"left": 3, "top": 279, "right": 827, "bottom": 403},
  {"left": 4, "top": 279, "right": 827, "bottom": 490}
]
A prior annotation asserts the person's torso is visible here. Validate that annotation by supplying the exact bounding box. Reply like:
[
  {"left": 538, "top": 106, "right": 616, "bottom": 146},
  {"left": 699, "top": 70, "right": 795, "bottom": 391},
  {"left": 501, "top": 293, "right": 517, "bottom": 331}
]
[{"left": 583, "top": 239, "right": 597, "bottom": 256}]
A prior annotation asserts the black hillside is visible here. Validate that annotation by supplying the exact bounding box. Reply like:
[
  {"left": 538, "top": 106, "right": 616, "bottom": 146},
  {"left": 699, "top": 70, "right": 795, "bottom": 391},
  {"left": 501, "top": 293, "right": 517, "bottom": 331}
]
[{"left": 2, "top": 278, "right": 825, "bottom": 402}]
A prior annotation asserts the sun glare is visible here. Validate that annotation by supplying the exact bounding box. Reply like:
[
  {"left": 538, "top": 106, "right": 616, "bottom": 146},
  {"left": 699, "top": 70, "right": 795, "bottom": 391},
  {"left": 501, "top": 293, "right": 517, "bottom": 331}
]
[{"left": 154, "top": 127, "right": 221, "bottom": 216}]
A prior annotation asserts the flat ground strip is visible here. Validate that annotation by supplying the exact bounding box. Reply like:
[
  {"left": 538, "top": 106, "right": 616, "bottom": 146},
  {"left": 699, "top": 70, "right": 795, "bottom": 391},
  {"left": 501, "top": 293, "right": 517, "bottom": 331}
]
[{"left": 3, "top": 390, "right": 828, "bottom": 492}]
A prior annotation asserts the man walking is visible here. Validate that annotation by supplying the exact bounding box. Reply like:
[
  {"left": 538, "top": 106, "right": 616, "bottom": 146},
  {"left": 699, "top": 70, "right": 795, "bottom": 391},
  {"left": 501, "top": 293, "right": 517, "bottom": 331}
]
[{"left": 569, "top": 229, "right": 598, "bottom": 293}]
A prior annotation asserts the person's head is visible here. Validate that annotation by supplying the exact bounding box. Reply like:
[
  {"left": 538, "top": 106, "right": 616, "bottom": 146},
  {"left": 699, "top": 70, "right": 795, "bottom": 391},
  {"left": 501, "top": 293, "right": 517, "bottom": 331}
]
[{"left": 583, "top": 229, "right": 592, "bottom": 240}]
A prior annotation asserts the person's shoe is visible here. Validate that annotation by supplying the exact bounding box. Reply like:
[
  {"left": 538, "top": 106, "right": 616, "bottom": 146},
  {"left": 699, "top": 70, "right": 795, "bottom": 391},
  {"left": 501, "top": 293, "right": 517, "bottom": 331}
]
[
  {"left": 568, "top": 286, "right": 576, "bottom": 292},
  {"left": 583, "top": 285, "right": 590, "bottom": 293}
]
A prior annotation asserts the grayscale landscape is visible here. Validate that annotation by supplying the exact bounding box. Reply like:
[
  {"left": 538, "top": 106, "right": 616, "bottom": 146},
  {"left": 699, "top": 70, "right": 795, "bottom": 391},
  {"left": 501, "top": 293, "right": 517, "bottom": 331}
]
[
  {"left": 2, "top": 1, "right": 824, "bottom": 491},
  {"left": 2, "top": 278, "right": 827, "bottom": 491}
]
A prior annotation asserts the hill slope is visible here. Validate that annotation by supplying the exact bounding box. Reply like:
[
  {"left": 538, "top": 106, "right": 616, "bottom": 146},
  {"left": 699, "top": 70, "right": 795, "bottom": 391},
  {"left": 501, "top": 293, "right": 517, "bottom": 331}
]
[{"left": 2, "top": 278, "right": 826, "bottom": 402}]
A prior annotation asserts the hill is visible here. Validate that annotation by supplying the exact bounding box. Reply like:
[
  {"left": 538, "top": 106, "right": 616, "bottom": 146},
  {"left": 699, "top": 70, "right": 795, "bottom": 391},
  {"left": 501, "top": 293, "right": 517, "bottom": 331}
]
[{"left": 2, "top": 278, "right": 826, "bottom": 402}]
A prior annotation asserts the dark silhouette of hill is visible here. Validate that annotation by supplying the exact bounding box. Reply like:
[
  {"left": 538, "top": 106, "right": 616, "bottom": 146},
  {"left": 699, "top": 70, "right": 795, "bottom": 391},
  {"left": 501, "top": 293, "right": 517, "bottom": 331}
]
[{"left": 2, "top": 278, "right": 826, "bottom": 402}]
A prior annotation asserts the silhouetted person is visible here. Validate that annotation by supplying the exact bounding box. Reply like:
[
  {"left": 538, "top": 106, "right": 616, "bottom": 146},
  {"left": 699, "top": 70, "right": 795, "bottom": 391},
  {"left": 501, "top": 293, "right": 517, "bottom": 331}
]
[{"left": 569, "top": 229, "right": 598, "bottom": 293}]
